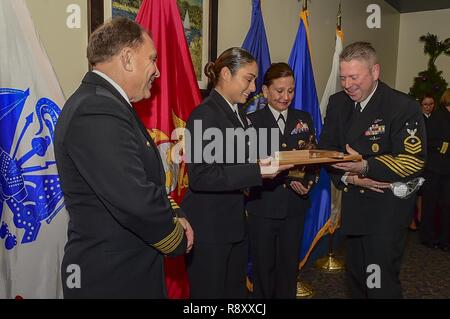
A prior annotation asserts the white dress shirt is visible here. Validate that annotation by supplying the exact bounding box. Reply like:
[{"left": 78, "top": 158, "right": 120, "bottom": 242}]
[{"left": 268, "top": 105, "right": 288, "bottom": 134}]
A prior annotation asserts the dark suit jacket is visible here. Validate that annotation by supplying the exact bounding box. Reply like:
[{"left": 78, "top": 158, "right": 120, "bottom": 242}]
[
  {"left": 181, "top": 90, "right": 262, "bottom": 244},
  {"left": 425, "top": 107, "right": 450, "bottom": 176},
  {"left": 54, "top": 72, "right": 186, "bottom": 298},
  {"left": 319, "top": 81, "right": 426, "bottom": 235},
  {"left": 246, "top": 106, "right": 318, "bottom": 219}
]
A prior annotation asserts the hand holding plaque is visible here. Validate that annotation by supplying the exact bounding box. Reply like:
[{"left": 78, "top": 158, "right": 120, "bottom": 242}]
[{"left": 284, "top": 134, "right": 321, "bottom": 190}]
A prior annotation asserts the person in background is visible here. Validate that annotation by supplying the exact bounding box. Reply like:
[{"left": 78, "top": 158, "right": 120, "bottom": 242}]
[
  {"left": 420, "top": 94, "right": 435, "bottom": 120},
  {"left": 419, "top": 88, "right": 450, "bottom": 251},
  {"left": 410, "top": 94, "right": 436, "bottom": 231},
  {"left": 246, "top": 62, "right": 319, "bottom": 298},
  {"left": 181, "top": 48, "right": 291, "bottom": 298}
]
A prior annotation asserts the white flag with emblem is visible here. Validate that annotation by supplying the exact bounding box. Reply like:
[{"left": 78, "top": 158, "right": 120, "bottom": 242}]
[
  {"left": 0, "top": 0, "right": 68, "bottom": 298},
  {"left": 319, "top": 29, "right": 344, "bottom": 121},
  {"left": 319, "top": 28, "right": 344, "bottom": 234}
]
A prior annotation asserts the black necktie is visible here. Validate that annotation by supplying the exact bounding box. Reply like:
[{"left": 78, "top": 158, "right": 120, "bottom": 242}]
[
  {"left": 355, "top": 102, "right": 362, "bottom": 115},
  {"left": 277, "top": 113, "right": 286, "bottom": 134},
  {"left": 351, "top": 102, "right": 362, "bottom": 124},
  {"left": 234, "top": 109, "right": 244, "bottom": 126}
]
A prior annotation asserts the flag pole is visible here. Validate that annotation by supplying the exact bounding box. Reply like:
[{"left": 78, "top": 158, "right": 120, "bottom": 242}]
[
  {"left": 314, "top": 2, "right": 345, "bottom": 273},
  {"left": 296, "top": 0, "right": 314, "bottom": 298},
  {"left": 337, "top": 0, "right": 342, "bottom": 31}
]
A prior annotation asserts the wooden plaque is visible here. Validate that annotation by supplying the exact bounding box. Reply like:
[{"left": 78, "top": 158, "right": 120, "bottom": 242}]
[{"left": 274, "top": 149, "right": 362, "bottom": 165}]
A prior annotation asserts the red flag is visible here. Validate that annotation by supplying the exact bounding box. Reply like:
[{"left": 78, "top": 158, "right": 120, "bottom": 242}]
[{"left": 134, "top": 0, "right": 202, "bottom": 299}]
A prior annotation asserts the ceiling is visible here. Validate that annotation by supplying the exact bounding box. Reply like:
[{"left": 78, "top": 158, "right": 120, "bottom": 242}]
[{"left": 384, "top": 0, "right": 450, "bottom": 13}]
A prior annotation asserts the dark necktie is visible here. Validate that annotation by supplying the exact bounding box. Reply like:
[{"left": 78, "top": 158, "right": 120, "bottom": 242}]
[
  {"left": 351, "top": 102, "right": 362, "bottom": 124},
  {"left": 355, "top": 102, "right": 362, "bottom": 116},
  {"left": 277, "top": 113, "right": 286, "bottom": 134},
  {"left": 234, "top": 109, "right": 244, "bottom": 127}
]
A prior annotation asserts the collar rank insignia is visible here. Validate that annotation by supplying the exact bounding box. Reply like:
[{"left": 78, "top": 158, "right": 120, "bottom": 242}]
[
  {"left": 290, "top": 120, "right": 309, "bottom": 135},
  {"left": 404, "top": 128, "right": 422, "bottom": 154}
]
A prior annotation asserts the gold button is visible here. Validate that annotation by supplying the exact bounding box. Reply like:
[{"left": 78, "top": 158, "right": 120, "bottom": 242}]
[
  {"left": 292, "top": 148, "right": 296, "bottom": 151},
  {"left": 360, "top": 189, "right": 365, "bottom": 194},
  {"left": 343, "top": 187, "right": 348, "bottom": 192},
  {"left": 283, "top": 184, "right": 287, "bottom": 188},
  {"left": 282, "top": 143, "right": 287, "bottom": 148}
]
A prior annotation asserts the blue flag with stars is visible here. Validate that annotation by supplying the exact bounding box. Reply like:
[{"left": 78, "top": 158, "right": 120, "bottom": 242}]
[
  {"left": 241, "top": 0, "right": 271, "bottom": 114},
  {"left": 288, "top": 8, "right": 332, "bottom": 268}
]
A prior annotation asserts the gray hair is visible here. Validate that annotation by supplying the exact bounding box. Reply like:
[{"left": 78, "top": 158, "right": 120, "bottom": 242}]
[{"left": 339, "top": 42, "right": 378, "bottom": 66}]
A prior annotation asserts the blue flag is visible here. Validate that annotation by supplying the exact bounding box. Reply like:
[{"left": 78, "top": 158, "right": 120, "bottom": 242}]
[
  {"left": 241, "top": 0, "right": 271, "bottom": 113},
  {"left": 288, "top": 9, "right": 332, "bottom": 268}
]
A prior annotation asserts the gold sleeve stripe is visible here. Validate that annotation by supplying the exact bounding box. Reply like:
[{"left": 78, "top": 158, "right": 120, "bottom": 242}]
[
  {"left": 398, "top": 158, "right": 424, "bottom": 168},
  {"left": 152, "top": 221, "right": 180, "bottom": 249},
  {"left": 376, "top": 156, "right": 407, "bottom": 177},
  {"left": 397, "top": 154, "right": 425, "bottom": 165},
  {"left": 168, "top": 196, "right": 180, "bottom": 209},
  {"left": 383, "top": 155, "right": 422, "bottom": 174},
  {"left": 158, "top": 224, "right": 184, "bottom": 255},
  {"left": 378, "top": 155, "right": 414, "bottom": 175},
  {"left": 376, "top": 154, "right": 424, "bottom": 177},
  {"left": 170, "top": 202, "right": 180, "bottom": 209},
  {"left": 152, "top": 221, "right": 184, "bottom": 254},
  {"left": 441, "top": 142, "right": 449, "bottom": 154},
  {"left": 400, "top": 161, "right": 423, "bottom": 173},
  {"left": 399, "top": 160, "right": 423, "bottom": 173},
  {"left": 161, "top": 226, "right": 184, "bottom": 254}
]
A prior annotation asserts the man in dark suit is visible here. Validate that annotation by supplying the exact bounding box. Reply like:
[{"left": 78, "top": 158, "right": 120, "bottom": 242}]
[
  {"left": 319, "top": 42, "right": 426, "bottom": 298},
  {"left": 54, "top": 17, "right": 192, "bottom": 298}
]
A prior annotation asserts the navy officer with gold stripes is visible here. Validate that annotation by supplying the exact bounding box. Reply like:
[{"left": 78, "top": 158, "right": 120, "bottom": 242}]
[
  {"left": 319, "top": 42, "right": 426, "bottom": 299},
  {"left": 55, "top": 18, "right": 192, "bottom": 298}
]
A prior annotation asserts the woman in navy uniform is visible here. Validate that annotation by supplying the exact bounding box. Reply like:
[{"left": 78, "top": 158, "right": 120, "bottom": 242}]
[
  {"left": 181, "top": 48, "right": 290, "bottom": 298},
  {"left": 420, "top": 89, "right": 450, "bottom": 250},
  {"left": 246, "top": 63, "right": 318, "bottom": 298}
]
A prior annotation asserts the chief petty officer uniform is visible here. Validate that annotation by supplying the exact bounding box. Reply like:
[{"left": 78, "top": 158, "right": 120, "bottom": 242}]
[
  {"left": 246, "top": 105, "right": 319, "bottom": 298},
  {"left": 319, "top": 81, "right": 426, "bottom": 298}
]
